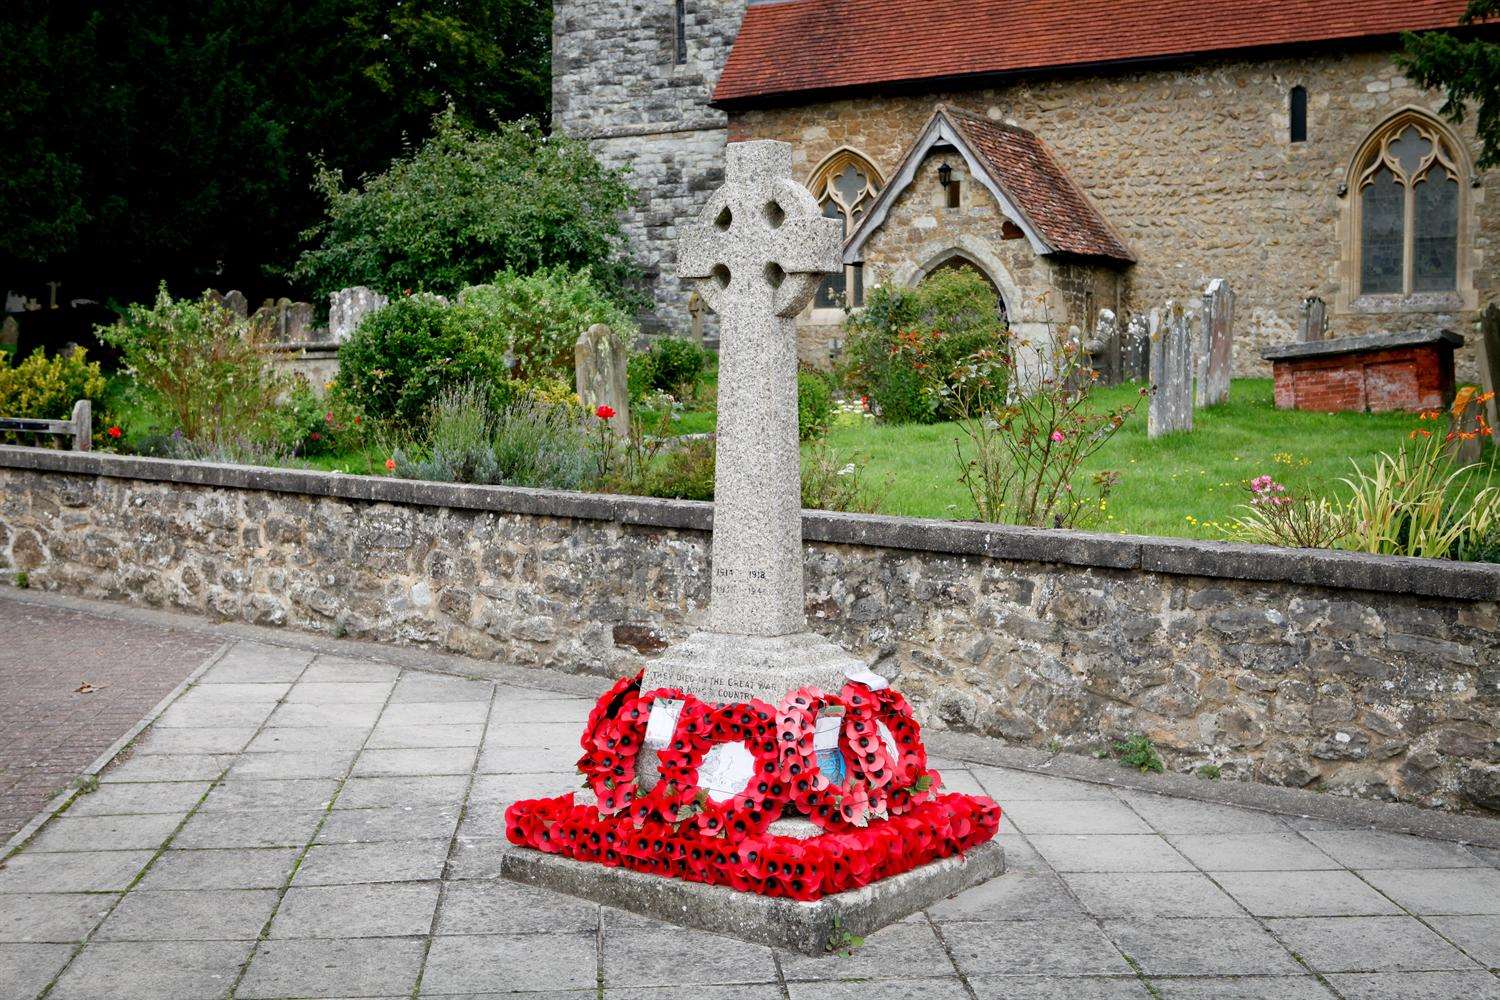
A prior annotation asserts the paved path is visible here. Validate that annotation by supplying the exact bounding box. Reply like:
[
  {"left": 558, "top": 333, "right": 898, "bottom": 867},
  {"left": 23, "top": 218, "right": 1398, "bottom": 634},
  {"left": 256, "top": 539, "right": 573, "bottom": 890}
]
[
  {"left": 0, "top": 600, "right": 222, "bottom": 842},
  {"left": 0, "top": 628, "right": 1497, "bottom": 999}
]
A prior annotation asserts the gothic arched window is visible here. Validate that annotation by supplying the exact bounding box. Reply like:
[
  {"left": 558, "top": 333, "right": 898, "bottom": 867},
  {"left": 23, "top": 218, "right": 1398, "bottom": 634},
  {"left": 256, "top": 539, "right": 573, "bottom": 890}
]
[
  {"left": 1352, "top": 113, "right": 1464, "bottom": 297},
  {"left": 807, "top": 150, "right": 883, "bottom": 310}
]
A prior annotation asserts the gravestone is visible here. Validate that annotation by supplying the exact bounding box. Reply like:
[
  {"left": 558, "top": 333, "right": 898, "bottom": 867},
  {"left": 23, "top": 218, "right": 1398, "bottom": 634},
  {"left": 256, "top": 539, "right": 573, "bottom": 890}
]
[
  {"left": 688, "top": 290, "right": 705, "bottom": 346},
  {"left": 283, "top": 302, "right": 315, "bottom": 342},
  {"left": 1447, "top": 385, "right": 1485, "bottom": 465},
  {"left": 574, "top": 323, "right": 629, "bottom": 436},
  {"left": 1196, "top": 278, "right": 1234, "bottom": 407},
  {"left": 1149, "top": 301, "right": 1194, "bottom": 437},
  {"left": 0, "top": 317, "right": 17, "bottom": 351},
  {"left": 223, "top": 290, "right": 248, "bottom": 319},
  {"left": 1299, "top": 296, "right": 1327, "bottom": 343},
  {"left": 329, "top": 286, "right": 389, "bottom": 342},
  {"left": 1121, "top": 312, "right": 1149, "bottom": 382},
  {"left": 1480, "top": 303, "right": 1500, "bottom": 446},
  {"left": 1084, "top": 308, "right": 1120, "bottom": 385}
]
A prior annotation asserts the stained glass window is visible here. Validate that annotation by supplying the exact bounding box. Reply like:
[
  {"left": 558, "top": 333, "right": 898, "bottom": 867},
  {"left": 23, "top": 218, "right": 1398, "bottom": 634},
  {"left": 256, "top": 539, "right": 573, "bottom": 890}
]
[
  {"left": 1353, "top": 116, "right": 1463, "bottom": 297},
  {"left": 809, "top": 152, "right": 882, "bottom": 310}
]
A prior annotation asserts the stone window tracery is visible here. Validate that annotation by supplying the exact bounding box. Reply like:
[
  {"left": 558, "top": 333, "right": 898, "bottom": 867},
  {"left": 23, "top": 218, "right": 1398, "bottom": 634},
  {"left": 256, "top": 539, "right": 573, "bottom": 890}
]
[
  {"left": 1352, "top": 114, "right": 1463, "bottom": 297},
  {"left": 807, "top": 151, "right": 883, "bottom": 309}
]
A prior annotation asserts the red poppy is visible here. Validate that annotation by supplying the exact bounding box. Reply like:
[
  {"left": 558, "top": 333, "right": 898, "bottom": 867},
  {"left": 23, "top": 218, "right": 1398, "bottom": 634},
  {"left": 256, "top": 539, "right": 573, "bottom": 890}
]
[
  {"left": 595, "top": 404, "right": 616, "bottom": 421},
  {"left": 106, "top": 426, "right": 122, "bottom": 439}
]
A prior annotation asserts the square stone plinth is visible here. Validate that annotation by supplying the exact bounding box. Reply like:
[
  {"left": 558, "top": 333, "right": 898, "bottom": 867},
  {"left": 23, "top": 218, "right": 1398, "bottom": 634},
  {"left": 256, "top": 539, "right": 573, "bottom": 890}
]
[{"left": 500, "top": 839, "right": 1004, "bottom": 955}]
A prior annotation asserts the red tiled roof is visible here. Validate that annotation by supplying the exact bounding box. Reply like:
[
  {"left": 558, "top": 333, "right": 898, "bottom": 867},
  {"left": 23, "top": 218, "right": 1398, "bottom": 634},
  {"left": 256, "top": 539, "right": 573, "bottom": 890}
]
[
  {"left": 843, "top": 106, "right": 1134, "bottom": 263},
  {"left": 947, "top": 108, "right": 1133, "bottom": 262},
  {"left": 715, "top": 0, "right": 1471, "bottom": 105}
]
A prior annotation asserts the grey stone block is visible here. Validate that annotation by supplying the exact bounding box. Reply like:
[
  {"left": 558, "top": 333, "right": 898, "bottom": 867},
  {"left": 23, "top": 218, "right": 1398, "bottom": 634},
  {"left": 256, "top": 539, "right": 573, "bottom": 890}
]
[
  {"left": 480, "top": 699, "right": 586, "bottom": 724},
  {"left": 152, "top": 700, "right": 277, "bottom": 729},
  {"left": 1325, "top": 970, "right": 1500, "bottom": 999},
  {"left": 476, "top": 744, "right": 579, "bottom": 773},
  {"left": 966, "top": 976, "right": 1153, "bottom": 1000},
  {"left": 284, "top": 680, "right": 394, "bottom": 704},
  {"left": 267, "top": 700, "right": 382, "bottom": 728},
  {"left": 927, "top": 870, "right": 1084, "bottom": 922},
  {"left": 244, "top": 725, "right": 372, "bottom": 754},
  {"left": 352, "top": 747, "right": 477, "bottom": 777},
  {"left": 27, "top": 813, "right": 184, "bottom": 853},
  {"left": 172, "top": 809, "right": 324, "bottom": 849},
  {"left": 1150, "top": 977, "right": 1338, "bottom": 999},
  {"left": 131, "top": 726, "right": 258, "bottom": 755},
  {"left": 67, "top": 780, "right": 213, "bottom": 816},
  {"left": 315, "top": 805, "right": 462, "bottom": 844},
  {"left": 270, "top": 881, "right": 440, "bottom": 938},
  {"left": 1427, "top": 914, "right": 1500, "bottom": 967},
  {"left": 377, "top": 700, "right": 490, "bottom": 726},
  {"left": 0, "top": 893, "right": 116, "bottom": 943},
  {"left": 436, "top": 879, "right": 598, "bottom": 936},
  {"left": 1215, "top": 870, "right": 1403, "bottom": 917},
  {"left": 228, "top": 750, "right": 357, "bottom": 779},
  {"left": 95, "top": 889, "right": 278, "bottom": 941},
  {"left": 1266, "top": 915, "right": 1481, "bottom": 973},
  {"left": 291, "top": 838, "right": 448, "bottom": 886},
  {"left": 0, "top": 850, "right": 154, "bottom": 893},
  {"left": 1300, "top": 830, "right": 1483, "bottom": 869},
  {"left": 199, "top": 777, "right": 339, "bottom": 813},
  {"left": 422, "top": 932, "right": 598, "bottom": 993},
  {"left": 777, "top": 920, "right": 952, "bottom": 982},
  {"left": 1028, "top": 835, "right": 1194, "bottom": 873},
  {"left": 444, "top": 838, "right": 511, "bottom": 880},
  {"left": 1167, "top": 832, "right": 1338, "bottom": 871},
  {"left": 0, "top": 943, "right": 80, "bottom": 1000},
  {"left": 624, "top": 987, "right": 784, "bottom": 1000},
  {"left": 237, "top": 937, "right": 426, "bottom": 999},
  {"left": 789, "top": 979, "right": 971, "bottom": 1000},
  {"left": 335, "top": 775, "right": 470, "bottom": 810},
  {"left": 136, "top": 848, "right": 301, "bottom": 890},
  {"left": 100, "top": 753, "right": 233, "bottom": 783},
  {"left": 943, "top": 918, "right": 1133, "bottom": 976},
  {"left": 388, "top": 675, "right": 492, "bottom": 704},
  {"left": 1103, "top": 917, "right": 1302, "bottom": 976},
  {"left": 1004, "top": 799, "right": 1154, "bottom": 836},
  {"left": 603, "top": 927, "right": 777, "bottom": 988},
  {"left": 48, "top": 939, "right": 254, "bottom": 1000},
  {"left": 1359, "top": 868, "right": 1500, "bottom": 914},
  {"left": 1061, "top": 872, "right": 1243, "bottom": 918},
  {"left": 200, "top": 644, "right": 312, "bottom": 683},
  {"left": 176, "top": 682, "right": 290, "bottom": 703},
  {"left": 503, "top": 840, "right": 1003, "bottom": 956},
  {"left": 1117, "top": 791, "right": 1287, "bottom": 834},
  {"left": 300, "top": 657, "right": 401, "bottom": 683},
  {"left": 369, "top": 723, "right": 485, "bottom": 749}
]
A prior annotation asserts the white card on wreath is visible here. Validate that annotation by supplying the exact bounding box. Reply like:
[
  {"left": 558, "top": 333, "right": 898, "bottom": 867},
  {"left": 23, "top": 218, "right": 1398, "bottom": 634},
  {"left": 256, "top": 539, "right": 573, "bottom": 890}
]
[
  {"left": 697, "top": 741, "right": 755, "bottom": 802},
  {"left": 643, "top": 698, "right": 684, "bottom": 749},
  {"left": 813, "top": 712, "right": 842, "bottom": 751}
]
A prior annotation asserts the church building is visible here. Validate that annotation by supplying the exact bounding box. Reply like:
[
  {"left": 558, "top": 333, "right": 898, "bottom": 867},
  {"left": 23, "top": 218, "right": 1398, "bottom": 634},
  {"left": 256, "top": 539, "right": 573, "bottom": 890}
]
[{"left": 552, "top": 1, "right": 1492, "bottom": 377}]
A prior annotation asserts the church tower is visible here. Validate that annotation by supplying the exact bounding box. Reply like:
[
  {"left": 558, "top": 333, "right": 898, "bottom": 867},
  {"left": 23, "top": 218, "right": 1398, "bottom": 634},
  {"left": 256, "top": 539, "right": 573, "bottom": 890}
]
[{"left": 552, "top": 1, "right": 747, "bottom": 337}]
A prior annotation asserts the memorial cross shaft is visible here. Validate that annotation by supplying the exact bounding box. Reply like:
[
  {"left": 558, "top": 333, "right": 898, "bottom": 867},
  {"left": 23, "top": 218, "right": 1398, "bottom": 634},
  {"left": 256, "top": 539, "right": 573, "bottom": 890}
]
[{"left": 677, "top": 141, "right": 843, "bottom": 638}]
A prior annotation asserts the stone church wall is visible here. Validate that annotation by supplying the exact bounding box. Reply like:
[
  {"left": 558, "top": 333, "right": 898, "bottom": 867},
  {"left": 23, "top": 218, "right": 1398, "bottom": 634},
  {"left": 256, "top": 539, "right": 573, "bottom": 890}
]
[
  {"left": 4, "top": 448, "right": 1497, "bottom": 816},
  {"left": 552, "top": 0, "right": 746, "bottom": 336},
  {"left": 730, "top": 46, "right": 1494, "bottom": 380}
]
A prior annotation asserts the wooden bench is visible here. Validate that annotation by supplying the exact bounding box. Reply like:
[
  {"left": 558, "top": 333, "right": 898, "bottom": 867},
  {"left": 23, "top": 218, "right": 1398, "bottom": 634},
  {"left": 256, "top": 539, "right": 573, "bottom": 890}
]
[{"left": 0, "top": 399, "right": 92, "bottom": 451}]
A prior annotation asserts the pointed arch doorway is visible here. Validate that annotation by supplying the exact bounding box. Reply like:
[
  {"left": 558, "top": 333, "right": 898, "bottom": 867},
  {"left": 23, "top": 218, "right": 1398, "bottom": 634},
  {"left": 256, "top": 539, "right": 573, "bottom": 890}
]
[{"left": 920, "top": 253, "right": 1008, "bottom": 323}]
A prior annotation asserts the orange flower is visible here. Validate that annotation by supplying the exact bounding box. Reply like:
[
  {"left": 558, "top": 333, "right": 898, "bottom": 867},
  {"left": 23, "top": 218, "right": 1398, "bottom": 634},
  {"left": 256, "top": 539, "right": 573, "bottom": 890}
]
[{"left": 385, "top": 458, "right": 397, "bottom": 471}]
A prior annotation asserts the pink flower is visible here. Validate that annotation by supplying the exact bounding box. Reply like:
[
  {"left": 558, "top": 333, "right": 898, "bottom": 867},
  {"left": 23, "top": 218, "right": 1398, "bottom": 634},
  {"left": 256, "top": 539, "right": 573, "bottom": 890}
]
[{"left": 1050, "top": 431, "right": 1065, "bottom": 443}]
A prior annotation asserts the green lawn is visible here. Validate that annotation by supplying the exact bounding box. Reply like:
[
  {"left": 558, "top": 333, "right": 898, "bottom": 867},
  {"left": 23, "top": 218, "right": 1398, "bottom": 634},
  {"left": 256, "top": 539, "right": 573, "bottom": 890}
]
[{"left": 824, "top": 379, "right": 1496, "bottom": 539}]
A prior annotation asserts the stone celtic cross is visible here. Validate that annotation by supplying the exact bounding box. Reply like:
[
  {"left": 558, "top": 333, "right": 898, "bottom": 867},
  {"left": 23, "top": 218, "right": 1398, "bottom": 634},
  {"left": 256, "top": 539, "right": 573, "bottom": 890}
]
[{"left": 677, "top": 141, "right": 842, "bottom": 638}]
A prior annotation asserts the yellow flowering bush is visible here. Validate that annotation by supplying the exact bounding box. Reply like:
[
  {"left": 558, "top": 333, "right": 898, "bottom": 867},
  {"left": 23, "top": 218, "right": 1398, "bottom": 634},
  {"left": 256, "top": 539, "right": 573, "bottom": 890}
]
[{"left": 0, "top": 347, "right": 106, "bottom": 420}]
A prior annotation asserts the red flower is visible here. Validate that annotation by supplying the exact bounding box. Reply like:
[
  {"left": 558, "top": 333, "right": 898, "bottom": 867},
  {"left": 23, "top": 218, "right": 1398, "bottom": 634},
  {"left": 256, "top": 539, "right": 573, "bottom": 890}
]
[
  {"left": 595, "top": 404, "right": 616, "bottom": 421},
  {"left": 385, "top": 458, "right": 397, "bottom": 471},
  {"left": 106, "top": 426, "right": 122, "bottom": 439}
]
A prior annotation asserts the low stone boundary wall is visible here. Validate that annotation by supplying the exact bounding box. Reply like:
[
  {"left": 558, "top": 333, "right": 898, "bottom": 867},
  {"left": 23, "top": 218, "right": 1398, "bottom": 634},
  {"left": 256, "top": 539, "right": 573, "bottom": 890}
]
[{"left": 2, "top": 446, "right": 1497, "bottom": 815}]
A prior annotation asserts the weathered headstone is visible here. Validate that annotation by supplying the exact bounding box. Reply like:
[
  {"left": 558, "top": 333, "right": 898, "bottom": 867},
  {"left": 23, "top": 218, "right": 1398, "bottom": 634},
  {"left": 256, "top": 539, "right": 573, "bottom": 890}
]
[
  {"left": 1196, "top": 278, "right": 1234, "bottom": 407},
  {"left": 688, "top": 290, "right": 705, "bottom": 347},
  {"left": 1121, "top": 312, "right": 1149, "bottom": 382},
  {"left": 1447, "top": 385, "right": 1485, "bottom": 465},
  {"left": 574, "top": 323, "right": 630, "bottom": 436},
  {"left": 283, "top": 302, "right": 315, "bottom": 342},
  {"left": 329, "top": 286, "right": 389, "bottom": 342},
  {"left": 223, "top": 290, "right": 248, "bottom": 319},
  {"left": 1083, "top": 308, "right": 1120, "bottom": 385},
  {"left": 1149, "top": 301, "right": 1194, "bottom": 437},
  {"left": 0, "top": 316, "right": 17, "bottom": 350},
  {"left": 1479, "top": 303, "right": 1500, "bottom": 446},
  {"left": 1299, "top": 296, "right": 1327, "bottom": 343}
]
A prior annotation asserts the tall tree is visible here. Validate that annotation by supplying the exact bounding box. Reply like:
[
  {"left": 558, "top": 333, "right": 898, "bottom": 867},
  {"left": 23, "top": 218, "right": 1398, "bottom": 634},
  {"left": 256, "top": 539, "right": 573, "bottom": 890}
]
[
  {"left": 1401, "top": 1, "right": 1500, "bottom": 167},
  {"left": 0, "top": 0, "right": 550, "bottom": 305}
]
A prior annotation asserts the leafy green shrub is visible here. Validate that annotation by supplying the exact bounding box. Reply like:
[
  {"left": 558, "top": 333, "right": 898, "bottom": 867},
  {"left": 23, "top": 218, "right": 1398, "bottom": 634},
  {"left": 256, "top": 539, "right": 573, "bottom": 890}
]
[
  {"left": 797, "top": 368, "right": 834, "bottom": 441},
  {"left": 392, "top": 386, "right": 598, "bottom": 489},
  {"left": 98, "top": 286, "right": 287, "bottom": 445},
  {"left": 270, "top": 380, "right": 369, "bottom": 458},
  {"left": 1113, "top": 734, "right": 1165, "bottom": 774},
  {"left": 801, "top": 440, "right": 885, "bottom": 513},
  {"left": 840, "top": 267, "right": 1008, "bottom": 424},
  {"left": 294, "top": 109, "right": 642, "bottom": 307},
  {"left": 645, "top": 438, "right": 716, "bottom": 501},
  {"left": 628, "top": 337, "right": 712, "bottom": 402},
  {"left": 457, "top": 267, "right": 634, "bottom": 380},
  {"left": 335, "top": 295, "right": 511, "bottom": 428},
  {"left": 0, "top": 346, "right": 105, "bottom": 421}
]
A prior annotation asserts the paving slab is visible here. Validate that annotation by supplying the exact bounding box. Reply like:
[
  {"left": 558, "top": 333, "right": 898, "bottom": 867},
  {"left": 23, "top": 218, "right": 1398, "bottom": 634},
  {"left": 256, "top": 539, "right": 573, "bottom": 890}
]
[
  {"left": 370, "top": 723, "right": 486, "bottom": 749},
  {"left": 314, "top": 805, "right": 462, "bottom": 844},
  {"left": 0, "top": 943, "right": 79, "bottom": 1000},
  {"left": 100, "top": 753, "right": 233, "bottom": 783},
  {"left": 966, "top": 976, "right": 1153, "bottom": 1000},
  {"left": 270, "top": 881, "right": 441, "bottom": 938},
  {"left": 1358, "top": 867, "right": 1500, "bottom": 914},
  {"left": 47, "top": 938, "right": 254, "bottom": 1000},
  {"left": 1213, "top": 870, "right": 1403, "bottom": 917},
  {"left": 299, "top": 657, "right": 402, "bottom": 683},
  {"left": 942, "top": 919, "right": 1133, "bottom": 976},
  {"left": 94, "top": 888, "right": 278, "bottom": 941},
  {"left": 1061, "top": 871, "right": 1244, "bottom": 918},
  {"left": 198, "top": 777, "right": 339, "bottom": 813},
  {"left": 603, "top": 927, "right": 779, "bottom": 987},
  {"left": 171, "top": 808, "right": 324, "bottom": 849},
  {"left": 1103, "top": 917, "right": 1302, "bottom": 976},
  {"left": 1168, "top": 831, "right": 1338, "bottom": 871},
  {"left": 1150, "top": 976, "right": 1337, "bottom": 999},
  {"left": 927, "top": 870, "right": 1086, "bottom": 922},
  {"left": 1267, "top": 915, "right": 1481, "bottom": 973},
  {"left": 1326, "top": 970, "right": 1500, "bottom": 999},
  {"left": 1004, "top": 799, "right": 1154, "bottom": 836},
  {"left": 1300, "top": 829, "right": 1484, "bottom": 869},
  {"left": 1029, "top": 834, "right": 1194, "bottom": 872},
  {"left": 135, "top": 848, "right": 301, "bottom": 890},
  {"left": 291, "top": 838, "right": 449, "bottom": 886},
  {"left": 65, "top": 779, "right": 214, "bottom": 816},
  {"left": 422, "top": 932, "right": 599, "bottom": 994},
  {"left": 227, "top": 749, "right": 358, "bottom": 780},
  {"left": 25, "top": 812, "right": 184, "bottom": 853},
  {"left": 1425, "top": 914, "right": 1500, "bottom": 967},
  {"left": 1118, "top": 792, "right": 1288, "bottom": 834},
  {"left": 352, "top": 747, "right": 478, "bottom": 777},
  {"left": 777, "top": 920, "right": 952, "bottom": 981},
  {"left": 238, "top": 936, "right": 426, "bottom": 999},
  {"left": 436, "top": 879, "right": 599, "bottom": 936},
  {"left": 0, "top": 892, "right": 116, "bottom": 943},
  {"left": 0, "top": 850, "right": 155, "bottom": 893}
]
